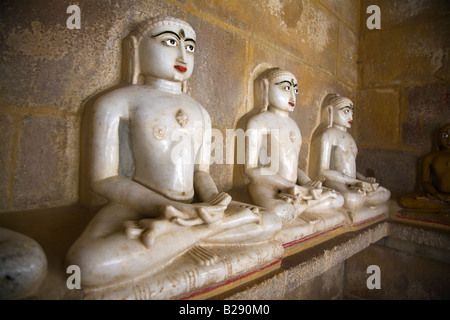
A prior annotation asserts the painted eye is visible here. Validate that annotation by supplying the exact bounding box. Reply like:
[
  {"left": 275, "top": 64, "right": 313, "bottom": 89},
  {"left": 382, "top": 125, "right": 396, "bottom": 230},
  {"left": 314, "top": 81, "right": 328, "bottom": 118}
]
[
  {"left": 343, "top": 109, "right": 350, "bottom": 114},
  {"left": 186, "top": 44, "right": 196, "bottom": 53},
  {"left": 162, "top": 39, "right": 178, "bottom": 47},
  {"left": 441, "top": 133, "right": 449, "bottom": 138},
  {"left": 283, "top": 86, "right": 291, "bottom": 91},
  {"left": 294, "top": 88, "right": 299, "bottom": 94}
]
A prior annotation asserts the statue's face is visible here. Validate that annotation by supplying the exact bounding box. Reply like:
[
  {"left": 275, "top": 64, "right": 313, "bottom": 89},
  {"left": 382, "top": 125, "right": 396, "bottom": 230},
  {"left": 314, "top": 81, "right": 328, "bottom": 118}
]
[
  {"left": 268, "top": 73, "right": 298, "bottom": 113},
  {"left": 139, "top": 23, "right": 196, "bottom": 82},
  {"left": 438, "top": 124, "right": 450, "bottom": 150},
  {"left": 333, "top": 104, "right": 353, "bottom": 129}
]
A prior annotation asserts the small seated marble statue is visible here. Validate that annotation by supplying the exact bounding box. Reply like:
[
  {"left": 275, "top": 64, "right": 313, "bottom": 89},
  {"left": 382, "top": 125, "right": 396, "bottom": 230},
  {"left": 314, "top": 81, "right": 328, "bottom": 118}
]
[
  {"left": 67, "top": 16, "right": 281, "bottom": 295},
  {"left": 317, "top": 95, "right": 390, "bottom": 222},
  {"left": 245, "top": 68, "right": 344, "bottom": 229},
  {"left": 399, "top": 123, "right": 450, "bottom": 210}
]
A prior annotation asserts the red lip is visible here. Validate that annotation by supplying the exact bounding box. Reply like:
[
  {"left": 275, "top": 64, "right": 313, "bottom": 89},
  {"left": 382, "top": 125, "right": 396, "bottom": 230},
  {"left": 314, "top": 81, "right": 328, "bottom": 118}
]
[
  {"left": 289, "top": 102, "right": 295, "bottom": 107},
  {"left": 348, "top": 121, "right": 352, "bottom": 125},
  {"left": 175, "top": 65, "right": 187, "bottom": 73}
]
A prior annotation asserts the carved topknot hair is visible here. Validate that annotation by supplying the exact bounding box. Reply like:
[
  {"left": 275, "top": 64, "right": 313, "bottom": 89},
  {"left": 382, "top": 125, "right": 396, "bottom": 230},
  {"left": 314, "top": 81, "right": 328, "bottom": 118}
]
[
  {"left": 329, "top": 94, "right": 353, "bottom": 110},
  {"left": 261, "top": 67, "right": 296, "bottom": 82},
  {"left": 131, "top": 16, "right": 196, "bottom": 44}
]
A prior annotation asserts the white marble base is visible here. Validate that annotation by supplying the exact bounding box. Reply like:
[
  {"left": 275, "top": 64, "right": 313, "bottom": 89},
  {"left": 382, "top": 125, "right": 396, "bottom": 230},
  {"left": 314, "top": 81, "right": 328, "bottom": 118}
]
[
  {"left": 276, "top": 210, "right": 347, "bottom": 252},
  {"left": 347, "top": 203, "right": 389, "bottom": 228},
  {"left": 83, "top": 240, "right": 283, "bottom": 300}
]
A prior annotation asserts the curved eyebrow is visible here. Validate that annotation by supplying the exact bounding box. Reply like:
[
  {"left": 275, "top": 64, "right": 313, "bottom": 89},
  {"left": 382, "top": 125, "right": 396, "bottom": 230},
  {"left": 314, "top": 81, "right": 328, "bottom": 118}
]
[
  {"left": 275, "top": 80, "right": 298, "bottom": 87},
  {"left": 151, "top": 30, "right": 181, "bottom": 39},
  {"left": 184, "top": 38, "right": 196, "bottom": 44},
  {"left": 151, "top": 31, "right": 196, "bottom": 45}
]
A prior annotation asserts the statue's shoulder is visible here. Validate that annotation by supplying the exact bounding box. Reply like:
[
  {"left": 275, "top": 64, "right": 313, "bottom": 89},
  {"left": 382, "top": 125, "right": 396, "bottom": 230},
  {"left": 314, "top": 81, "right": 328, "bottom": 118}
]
[
  {"left": 248, "top": 110, "right": 273, "bottom": 125},
  {"left": 94, "top": 85, "right": 145, "bottom": 105}
]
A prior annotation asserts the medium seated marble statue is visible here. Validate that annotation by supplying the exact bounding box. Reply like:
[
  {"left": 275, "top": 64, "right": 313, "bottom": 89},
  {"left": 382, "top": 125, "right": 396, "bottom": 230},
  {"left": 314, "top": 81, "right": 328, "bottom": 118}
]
[
  {"left": 399, "top": 123, "right": 450, "bottom": 211},
  {"left": 67, "top": 16, "right": 282, "bottom": 296},
  {"left": 314, "top": 95, "right": 390, "bottom": 224},
  {"left": 244, "top": 68, "right": 345, "bottom": 244}
]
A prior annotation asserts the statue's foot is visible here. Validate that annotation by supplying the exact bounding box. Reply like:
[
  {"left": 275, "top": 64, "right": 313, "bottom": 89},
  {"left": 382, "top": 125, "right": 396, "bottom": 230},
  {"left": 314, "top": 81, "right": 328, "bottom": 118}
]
[
  {"left": 188, "top": 245, "right": 219, "bottom": 266},
  {"left": 124, "top": 218, "right": 174, "bottom": 248}
]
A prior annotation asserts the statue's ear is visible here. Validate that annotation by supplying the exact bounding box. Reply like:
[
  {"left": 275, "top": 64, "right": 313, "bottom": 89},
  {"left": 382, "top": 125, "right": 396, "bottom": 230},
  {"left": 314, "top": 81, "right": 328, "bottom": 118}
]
[
  {"left": 262, "top": 78, "right": 269, "bottom": 111},
  {"left": 128, "top": 36, "right": 140, "bottom": 84},
  {"left": 326, "top": 105, "right": 333, "bottom": 128}
]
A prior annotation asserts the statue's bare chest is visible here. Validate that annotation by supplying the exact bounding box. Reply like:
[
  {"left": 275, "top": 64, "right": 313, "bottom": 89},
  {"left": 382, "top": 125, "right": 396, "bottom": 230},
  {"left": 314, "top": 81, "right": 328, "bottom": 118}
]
[{"left": 130, "top": 98, "right": 205, "bottom": 145}]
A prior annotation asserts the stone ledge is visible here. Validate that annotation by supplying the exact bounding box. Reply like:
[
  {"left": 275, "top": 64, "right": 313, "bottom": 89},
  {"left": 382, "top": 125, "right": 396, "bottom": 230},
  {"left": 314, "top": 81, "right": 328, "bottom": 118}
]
[{"left": 0, "top": 203, "right": 448, "bottom": 300}]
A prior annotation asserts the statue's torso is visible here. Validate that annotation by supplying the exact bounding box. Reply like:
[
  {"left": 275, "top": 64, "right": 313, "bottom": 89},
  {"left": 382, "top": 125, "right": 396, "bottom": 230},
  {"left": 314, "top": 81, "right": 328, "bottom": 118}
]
[
  {"left": 128, "top": 86, "right": 207, "bottom": 201},
  {"left": 326, "top": 127, "right": 358, "bottom": 178},
  {"left": 431, "top": 152, "right": 450, "bottom": 193},
  {"left": 249, "top": 111, "right": 301, "bottom": 183}
]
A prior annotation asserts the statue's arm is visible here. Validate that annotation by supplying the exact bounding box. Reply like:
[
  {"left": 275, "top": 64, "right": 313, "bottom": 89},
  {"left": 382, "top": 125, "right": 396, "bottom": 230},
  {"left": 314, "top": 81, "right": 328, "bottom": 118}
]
[
  {"left": 421, "top": 153, "right": 439, "bottom": 196},
  {"left": 193, "top": 105, "right": 224, "bottom": 202}
]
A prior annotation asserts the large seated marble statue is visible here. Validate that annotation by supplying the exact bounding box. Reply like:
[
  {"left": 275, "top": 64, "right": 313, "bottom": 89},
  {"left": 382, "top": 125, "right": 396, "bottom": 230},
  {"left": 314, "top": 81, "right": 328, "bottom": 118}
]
[
  {"left": 245, "top": 68, "right": 346, "bottom": 246},
  {"left": 399, "top": 123, "right": 450, "bottom": 211},
  {"left": 314, "top": 94, "right": 391, "bottom": 225},
  {"left": 67, "top": 16, "right": 282, "bottom": 299}
]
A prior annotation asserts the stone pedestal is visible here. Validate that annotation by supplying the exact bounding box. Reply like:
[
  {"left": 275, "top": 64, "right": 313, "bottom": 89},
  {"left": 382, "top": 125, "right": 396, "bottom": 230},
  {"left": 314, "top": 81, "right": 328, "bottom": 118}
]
[{"left": 82, "top": 241, "right": 283, "bottom": 300}]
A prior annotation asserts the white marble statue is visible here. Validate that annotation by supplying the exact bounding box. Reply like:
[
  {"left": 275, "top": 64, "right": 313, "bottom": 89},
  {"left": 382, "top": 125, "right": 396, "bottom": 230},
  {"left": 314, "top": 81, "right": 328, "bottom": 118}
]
[
  {"left": 317, "top": 94, "right": 391, "bottom": 224},
  {"left": 67, "top": 16, "right": 282, "bottom": 299},
  {"left": 245, "top": 68, "right": 345, "bottom": 245}
]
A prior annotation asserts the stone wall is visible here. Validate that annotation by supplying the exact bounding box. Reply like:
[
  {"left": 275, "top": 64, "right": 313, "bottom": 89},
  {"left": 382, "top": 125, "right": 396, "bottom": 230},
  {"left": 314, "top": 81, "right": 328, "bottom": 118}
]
[
  {"left": 356, "top": 0, "right": 450, "bottom": 196},
  {"left": 1, "top": 1, "right": 448, "bottom": 213},
  {"left": 0, "top": 0, "right": 360, "bottom": 213}
]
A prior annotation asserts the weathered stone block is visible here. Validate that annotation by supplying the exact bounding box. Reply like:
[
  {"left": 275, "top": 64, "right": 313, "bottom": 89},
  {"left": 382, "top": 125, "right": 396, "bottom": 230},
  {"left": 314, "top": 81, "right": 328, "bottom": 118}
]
[
  {"left": 13, "top": 115, "right": 78, "bottom": 210},
  {"left": 344, "top": 243, "right": 450, "bottom": 299},
  {"left": 223, "top": 271, "right": 287, "bottom": 300},
  {"left": 400, "top": 84, "right": 450, "bottom": 153},
  {"left": 0, "top": 113, "right": 14, "bottom": 211},
  {"left": 355, "top": 89, "right": 400, "bottom": 146},
  {"left": 356, "top": 148, "right": 419, "bottom": 195},
  {"left": 359, "top": 16, "right": 450, "bottom": 88},
  {"left": 320, "top": 0, "right": 360, "bottom": 32},
  {"left": 284, "top": 262, "right": 344, "bottom": 299},
  {"left": 360, "top": 0, "right": 450, "bottom": 34},
  {"left": 337, "top": 21, "right": 358, "bottom": 86},
  {"left": 190, "top": 0, "right": 339, "bottom": 74}
]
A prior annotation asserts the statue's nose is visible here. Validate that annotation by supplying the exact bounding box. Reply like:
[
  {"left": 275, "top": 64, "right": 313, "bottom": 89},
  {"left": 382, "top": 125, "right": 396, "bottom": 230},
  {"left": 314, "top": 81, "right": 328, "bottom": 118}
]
[{"left": 178, "top": 41, "right": 187, "bottom": 63}]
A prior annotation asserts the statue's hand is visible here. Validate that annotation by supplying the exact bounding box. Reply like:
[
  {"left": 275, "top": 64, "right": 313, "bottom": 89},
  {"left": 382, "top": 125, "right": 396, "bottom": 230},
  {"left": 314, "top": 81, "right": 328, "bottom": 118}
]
[
  {"left": 289, "top": 183, "right": 323, "bottom": 200},
  {"left": 277, "top": 192, "right": 301, "bottom": 206},
  {"left": 165, "top": 192, "right": 231, "bottom": 225},
  {"left": 197, "top": 192, "right": 231, "bottom": 224},
  {"left": 348, "top": 182, "right": 366, "bottom": 194},
  {"left": 365, "top": 177, "right": 377, "bottom": 184}
]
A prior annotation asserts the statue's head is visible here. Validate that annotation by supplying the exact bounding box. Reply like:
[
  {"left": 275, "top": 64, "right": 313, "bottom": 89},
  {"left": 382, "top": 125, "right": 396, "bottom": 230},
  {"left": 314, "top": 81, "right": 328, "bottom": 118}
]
[
  {"left": 127, "top": 16, "right": 196, "bottom": 85},
  {"left": 327, "top": 94, "right": 354, "bottom": 129},
  {"left": 257, "top": 68, "right": 298, "bottom": 113},
  {"left": 438, "top": 123, "right": 450, "bottom": 150}
]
